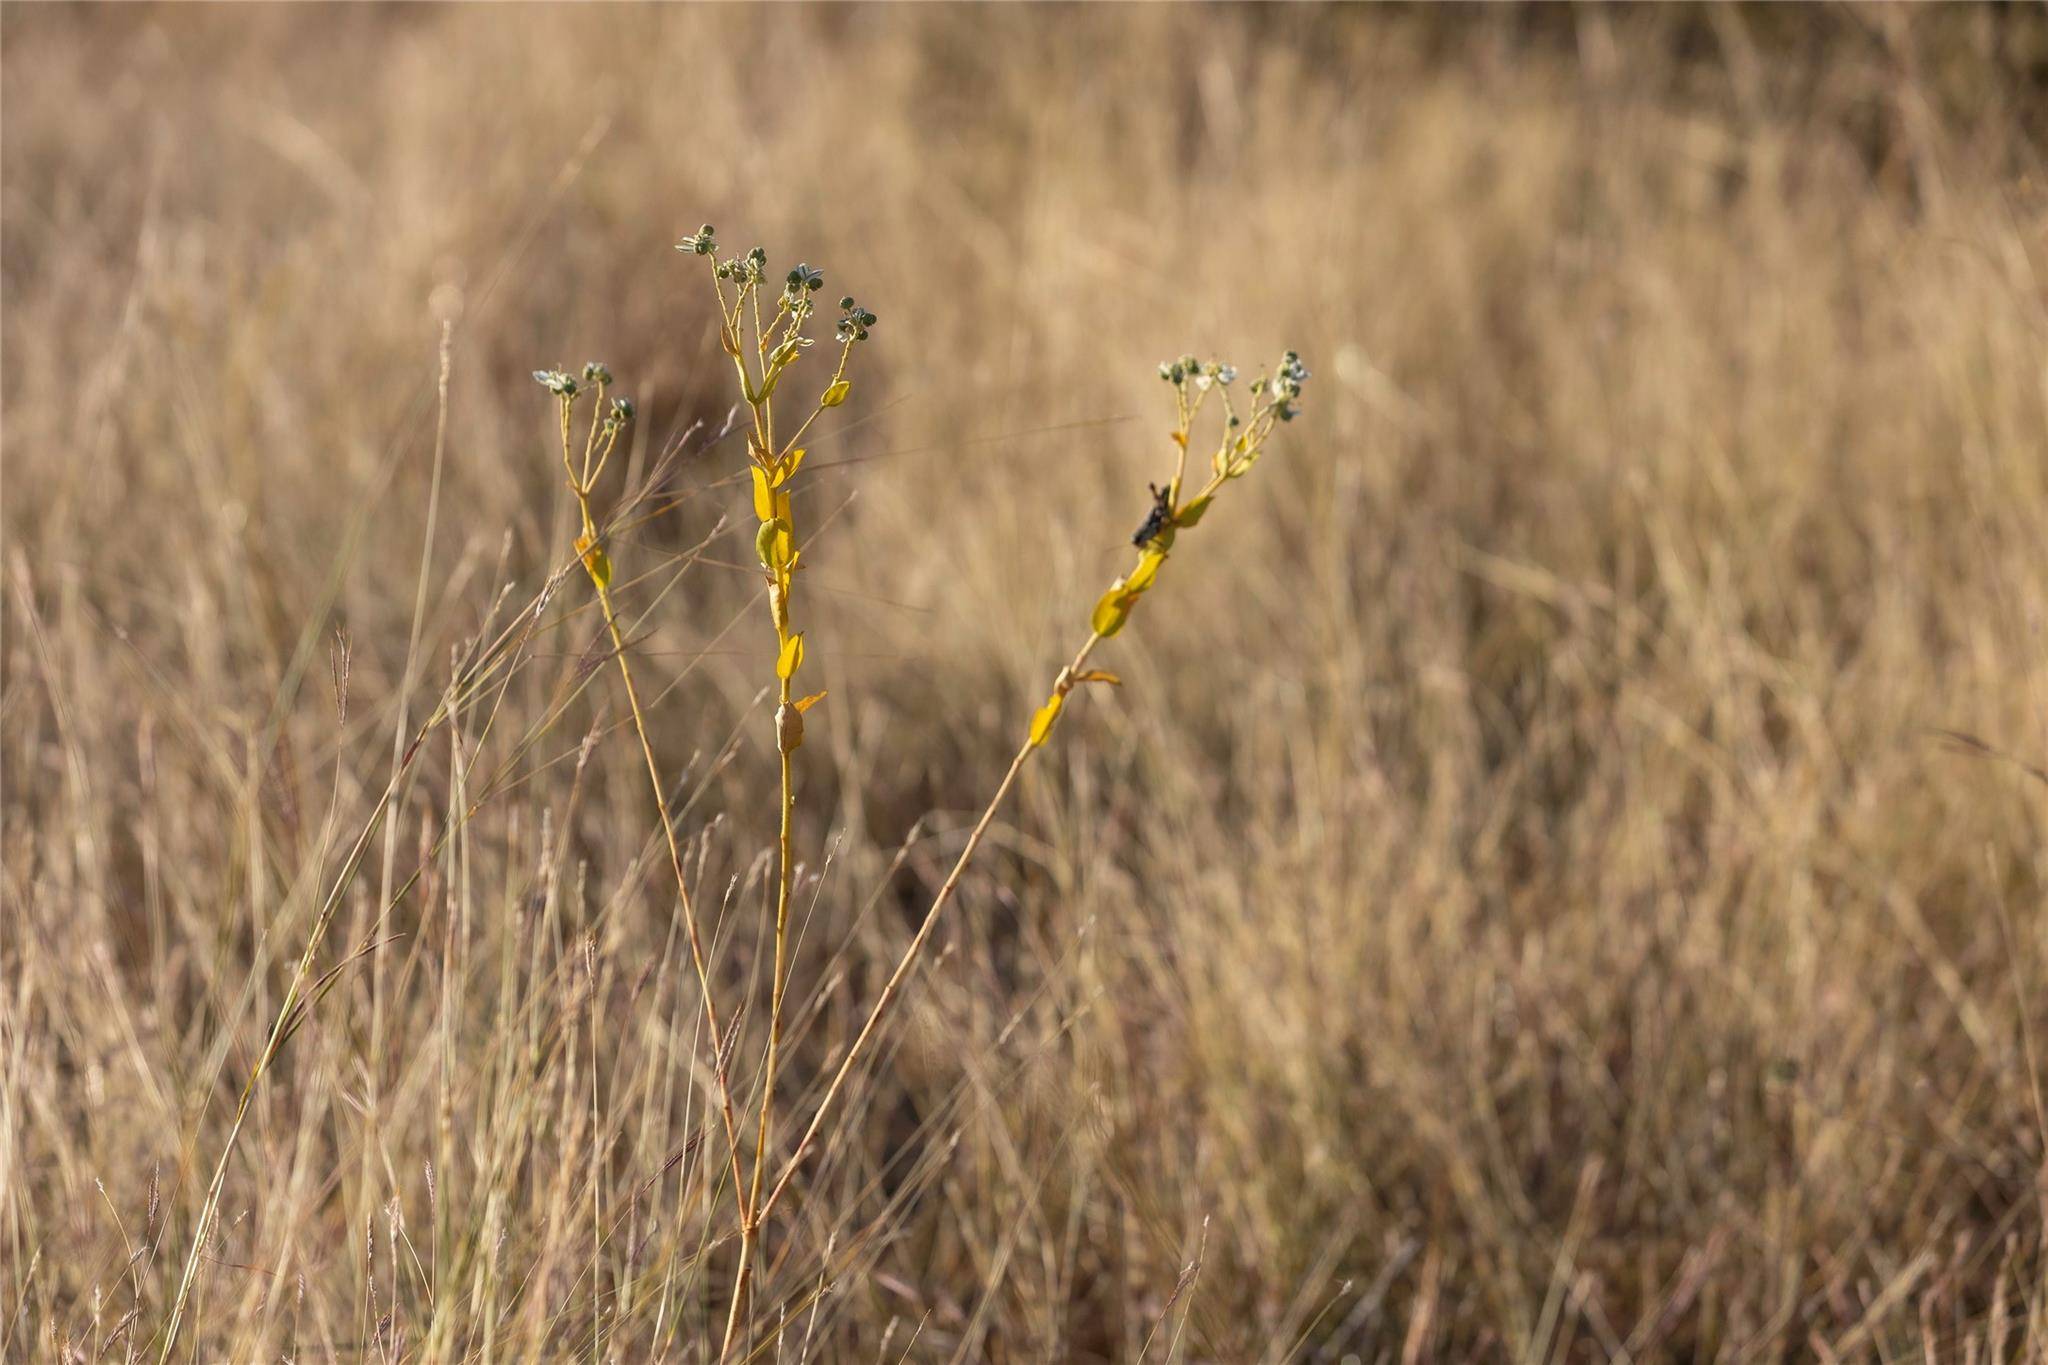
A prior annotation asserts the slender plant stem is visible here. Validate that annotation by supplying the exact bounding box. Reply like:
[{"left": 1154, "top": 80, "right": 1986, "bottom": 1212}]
[
  {"left": 585, "top": 552, "right": 752, "bottom": 1213},
  {"left": 758, "top": 632, "right": 1104, "bottom": 1224},
  {"left": 724, "top": 384, "right": 800, "bottom": 1358},
  {"left": 557, "top": 380, "right": 754, "bottom": 1220}
]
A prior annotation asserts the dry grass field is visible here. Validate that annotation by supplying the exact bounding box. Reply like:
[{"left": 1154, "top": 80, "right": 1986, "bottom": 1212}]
[{"left": 5, "top": 5, "right": 2048, "bottom": 1361}]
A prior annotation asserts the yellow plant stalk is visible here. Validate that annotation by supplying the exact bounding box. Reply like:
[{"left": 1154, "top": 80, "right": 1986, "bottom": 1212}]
[
  {"left": 678, "top": 226, "right": 871, "bottom": 1355},
  {"left": 757, "top": 350, "right": 1310, "bottom": 1223},
  {"left": 549, "top": 235, "right": 1296, "bottom": 1354}
]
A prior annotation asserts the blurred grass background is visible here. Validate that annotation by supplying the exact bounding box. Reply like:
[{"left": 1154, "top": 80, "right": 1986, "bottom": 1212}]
[{"left": 4, "top": 4, "right": 2047, "bottom": 1359}]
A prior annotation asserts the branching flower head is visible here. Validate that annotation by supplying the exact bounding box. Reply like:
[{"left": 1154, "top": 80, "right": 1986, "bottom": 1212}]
[
  {"left": 716, "top": 245, "right": 770, "bottom": 284},
  {"left": 783, "top": 263, "right": 824, "bottom": 304},
  {"left": 1269, "top": 350, "right": 1311, "bottom": 420},
  {"left": 683, "top": 221, "right": 881, "bottom": 756},
  {"left": 1029, "top": 345, "right": 1309, "bottom": 746},
  {"left": 534, "top": 359, "right": 634, "bottom": 577},
  {"left": 835, "top": 296, "right": 877, "bottom": 343}
]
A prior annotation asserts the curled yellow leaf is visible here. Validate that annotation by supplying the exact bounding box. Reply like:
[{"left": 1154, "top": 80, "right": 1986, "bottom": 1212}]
[
  {"left": 754, "top": 520, "right": 781, "bottom": 569},
  {"left": 794, "top": 690, "right": 827, "bottom": 714},
  {"left": 1175, "top": 495, "right": 1214, "bottom": 528},
  {"left": 575, "top": 532, "right": 612, "bottom": 589},
  {"left": 820, "top": 379, "right": 851, "bottom": 408},
  {"left": 1028, "top": 692, "right": 1065, "bottom": 747},
  {"left": 772, "top": 447, "right": 807, "bottom": 487},
  {"left": 1073, "top": 669, "right": 1122, "bottom": 687},
  {"left": 1092, "top": 584, "right": 1134, "bottom": 638},
  {"left": 776, "top": 631, "right": 806, "bottom": 680},
  {"left": 751, "top": 464, "right": 774, "bottom": 522},
  {"left": 1127, "top": 549, "right": 1166, "bottom": 594}
]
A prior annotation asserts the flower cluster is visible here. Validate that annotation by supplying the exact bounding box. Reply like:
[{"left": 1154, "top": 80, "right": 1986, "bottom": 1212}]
[
  {"left": 783, "top": 263, "right": 824, "bottom": 304},
  {"left": 714, "top": 245, "right": 770, "bottom": 285},
  {"left": 835, "top": 296, "right": 877, "bottom": 344},
  {"left": 683, "top": 222, "right": 879, "bottom": 754},
  {"left": 1028, "top": 348, "right": 1307, "bottom": 747},
  {"left": 1158, "top": 355, "right": 1238, "bottom": 386},
  {"left": 532, "top": 368, "right": 579, "bottom": 397},
  {"left": 1269, "top": 350, "right": 1310, "bottom": 421},
  {"left": 532, "top": 363, "right": 634, "bottom": 433},
  {"left": 535, "top": 360, "right": 636, "bottom": 594}
]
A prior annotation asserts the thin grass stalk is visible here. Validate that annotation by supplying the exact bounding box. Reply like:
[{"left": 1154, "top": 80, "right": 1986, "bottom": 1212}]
[{"left": 550, "top": 377, "right": 755, "bottom": 1218}]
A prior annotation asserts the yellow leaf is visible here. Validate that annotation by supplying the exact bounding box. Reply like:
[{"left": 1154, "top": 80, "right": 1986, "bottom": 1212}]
[
  {"left": 755, "top": 520, "right": 781, "bottom": 568},
  {"left": 774, "top": 489, "right": 791, "bottom": 523},
  {"left": 1073, "top": 670, "right": 1122, "bottom": 687},
  {"left": 1028, "top": 693, "right": 1065, "bottom": 747},
  {"left": 820, "top": 379, "right": 851, "bottom": 408},
  {"left": 1175, "top": 495, "right": 1214, "bottom": 528},
  {"left": 575, "top": 532, "right": 612, "bottom": 589},
  {"left": 1091, "top": 584, "right": 1134, "bottom": 638},
  {"left": 776, "top": 631, "right": 805, "bottom": 680},
  {"left": 794, "top": 690, "right": 827, "bottom": 714},
  {"left": 1127, "top": 549, "right": 1166, "bottom": 594},
  {"left": 772, "top": 447, "right": 807, "bottom": 487},
  {"left": 751, "top": 464, "right": 774, "bottom": 521}
]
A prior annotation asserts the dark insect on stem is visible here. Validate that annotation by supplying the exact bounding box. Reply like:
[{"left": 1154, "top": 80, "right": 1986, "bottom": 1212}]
[{"left": 1132, "top": 483, "right": 1174, "bottom": 548}]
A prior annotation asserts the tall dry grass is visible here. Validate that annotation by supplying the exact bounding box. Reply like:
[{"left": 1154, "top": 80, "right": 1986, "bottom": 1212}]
[{"left": 4, "top": 5, "right": 2047, "bottom": 1360}]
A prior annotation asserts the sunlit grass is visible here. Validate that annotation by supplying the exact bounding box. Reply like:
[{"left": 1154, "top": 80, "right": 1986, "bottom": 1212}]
[{"left": 5, "top": 6, "right": 2046, "bottom": 1361}]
